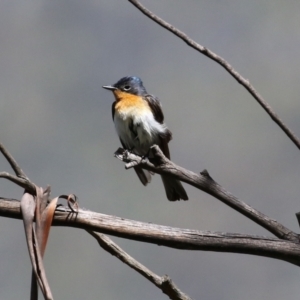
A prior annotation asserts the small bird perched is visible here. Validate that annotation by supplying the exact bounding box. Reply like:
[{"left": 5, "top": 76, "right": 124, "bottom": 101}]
[{"left": 103, "top": 76, "right": 188, "bottom": 201}]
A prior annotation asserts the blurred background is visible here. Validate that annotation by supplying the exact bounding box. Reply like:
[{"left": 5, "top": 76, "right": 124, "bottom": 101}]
[{"left": 1, "top": 0, "right": 300, "bottom": 299}]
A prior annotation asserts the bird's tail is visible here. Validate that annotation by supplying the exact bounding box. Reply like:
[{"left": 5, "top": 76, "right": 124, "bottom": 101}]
[
  {"left": 134, "top": 166, "right": 151, "bottom": 185},
  {"left": 161, "top": 175, "right": 188, "bottom": 201}
]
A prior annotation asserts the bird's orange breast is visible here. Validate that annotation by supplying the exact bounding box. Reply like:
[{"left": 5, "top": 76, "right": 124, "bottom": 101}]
[{"left": 113, "top": 90, "right": 149, "bottom": 113}]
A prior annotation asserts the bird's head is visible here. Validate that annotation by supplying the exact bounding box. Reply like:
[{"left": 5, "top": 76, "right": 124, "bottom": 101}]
[{"left": 103, "top": 76, "right": 147, "bottom": 96}]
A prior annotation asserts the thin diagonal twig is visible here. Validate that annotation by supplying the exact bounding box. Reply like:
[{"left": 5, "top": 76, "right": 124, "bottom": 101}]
[
  {"left": 87, "top": 231, "right": 192, "bottom": 300},
  {"left": 0, "top": 172, "right": 35, "bottom": 193},
  {"left": 128, "top": 0, "right": 300, "bottom": 150},
  {"left": 0, "top": 143, "right": 28, "bottom": 178}
]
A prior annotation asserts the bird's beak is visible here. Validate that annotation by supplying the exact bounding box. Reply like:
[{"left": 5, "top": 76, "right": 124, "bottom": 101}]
[{"left": 102, "top": 85, "right": 117, "bottom": 91}]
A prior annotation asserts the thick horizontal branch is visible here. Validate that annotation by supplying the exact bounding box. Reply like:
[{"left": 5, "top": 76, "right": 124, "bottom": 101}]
[
  {"left": 1, "top": 198, "right": 300, "bottom": 266},
  {"left": 128, "top": 0, "right": 300, "bottom": 151},
  {"left": 115, "top": 146, "right": 300, "bottom": 243}
]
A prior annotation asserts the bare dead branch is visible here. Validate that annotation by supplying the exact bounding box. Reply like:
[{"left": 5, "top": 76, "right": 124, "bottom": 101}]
[
  {"left": 0, "top": 171, "right": 36, "bottom": 194},
  {"left": 0, "top": 142, "right": 28, "bottom": 178},
  {"left": 127, "top": 0, "right": 300, "bottom": 151},
  {"left": 2, "top": 198, "right": 300, "bottom": 266},
  {"left": 88, "top": 231, "right": 192, "bottom": 300},
  {"left": 0, "top": 142, "right": 36, "bottom": 194},
  {"left": 115, "top": 146, "right": 300, "bottom": 243}
]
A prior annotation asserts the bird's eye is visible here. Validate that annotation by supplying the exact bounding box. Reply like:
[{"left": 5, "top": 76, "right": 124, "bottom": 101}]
[{"left": 123, "top": 85, "right": 131, "bottom": 91}]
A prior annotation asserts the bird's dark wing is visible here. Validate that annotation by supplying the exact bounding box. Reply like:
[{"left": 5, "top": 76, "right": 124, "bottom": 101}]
[
  {"left": 144, "top": 94, "right": 172, "bottom": 158},
  {"left": 144, "top": 94, "right": 164, "bottom": 124},
  {"left": 143, "top": 97, "right": 188, "bottom": 199}
]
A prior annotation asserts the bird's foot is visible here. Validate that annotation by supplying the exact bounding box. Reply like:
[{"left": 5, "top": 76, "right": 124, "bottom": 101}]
[{"left": 124, "top": 147, "right": 135, "bottom": 155}]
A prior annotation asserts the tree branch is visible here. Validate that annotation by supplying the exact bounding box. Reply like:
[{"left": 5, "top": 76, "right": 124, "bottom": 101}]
[
  {"left": 0, "top": 143, "right": 28, "bottom": 178},
  {"left": 1, "top": 198, "right": 300, "bottom": 266},
  {"left": 0, "top": 172, "right": 35, "bottom": 193},
  {"left": 88, "top": 231, "right": 192, "bottom": 300},
  {"left": 128, "top": 0, "right": 300, "bottom": 151},
  {"left": 0, "top": 142, "right": 36, "bottom": 193},
  {"left": 115, "top": 146, "right": 300, "bottom": 243}
]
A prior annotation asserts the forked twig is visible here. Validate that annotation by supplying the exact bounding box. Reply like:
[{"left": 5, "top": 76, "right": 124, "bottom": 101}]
[
  {"left": 0, "top": 142, "right": 35, "bottom": 193},
  {"left": 0, "top": 172, "right": 35, "bottom": 193},
  {"left": 0, "top": 143, "right": 27, "bottom": 178}
]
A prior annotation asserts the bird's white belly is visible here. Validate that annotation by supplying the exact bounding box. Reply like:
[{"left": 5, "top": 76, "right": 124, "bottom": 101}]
[{"left": 114, "top": 107, "right": 166, "bottom": 155}]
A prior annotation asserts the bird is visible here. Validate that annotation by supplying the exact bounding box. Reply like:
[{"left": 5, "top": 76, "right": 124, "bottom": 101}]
[{"left": 103, "top": 76, "right": 188, "bottom": 201}]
